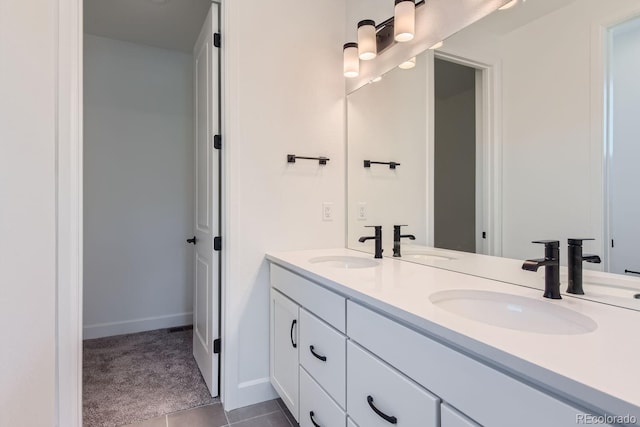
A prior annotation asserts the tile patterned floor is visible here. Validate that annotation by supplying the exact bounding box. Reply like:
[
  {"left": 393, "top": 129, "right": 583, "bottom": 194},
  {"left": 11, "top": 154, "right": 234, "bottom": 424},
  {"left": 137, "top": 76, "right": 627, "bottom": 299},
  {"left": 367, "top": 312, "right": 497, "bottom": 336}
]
[{"left": 123, "top": 398, "right": 297, "bottom": 427}]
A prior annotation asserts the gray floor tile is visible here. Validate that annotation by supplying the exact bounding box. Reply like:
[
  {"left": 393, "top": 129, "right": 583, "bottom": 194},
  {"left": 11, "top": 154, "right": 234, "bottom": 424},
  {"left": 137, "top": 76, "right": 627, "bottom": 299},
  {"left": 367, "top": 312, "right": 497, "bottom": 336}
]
[
  {"left": 228, "top": 411, "right": 291, "bottom": 427},
  {"left": 225, "top": 399, "right": 281, "bottom": 423},
  {"left": 167, "top": 403, "right": 227, "bottom": 427},
  {"left": 122, "top": 415, "right": 167, "bottom": 427}
]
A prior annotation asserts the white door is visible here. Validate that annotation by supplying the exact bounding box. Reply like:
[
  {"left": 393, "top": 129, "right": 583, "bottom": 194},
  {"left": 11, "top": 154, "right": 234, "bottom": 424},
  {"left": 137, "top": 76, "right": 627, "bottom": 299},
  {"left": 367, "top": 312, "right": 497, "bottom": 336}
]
[
  {"left": 270, "top": 289, "right": 300, "bottom": 421},
  {"left": 192, "top": 4, "right": 220, "bottom": 396},
  {"left": 609, "top": 19, "right": 640, "bottom": 277}
]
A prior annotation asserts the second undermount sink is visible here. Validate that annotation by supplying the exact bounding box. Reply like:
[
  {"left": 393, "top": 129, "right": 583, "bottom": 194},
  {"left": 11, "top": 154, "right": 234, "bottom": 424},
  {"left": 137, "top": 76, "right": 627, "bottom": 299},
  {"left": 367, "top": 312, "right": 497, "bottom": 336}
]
[
  {"left": 430, "top": 289, "right": 597, "bottom": 335},
  {"left": 402, "top": 250, "right": 458, "bottom": 262},
  {"left": 309, "top": 255, "right": 379, "bottom": 269}
]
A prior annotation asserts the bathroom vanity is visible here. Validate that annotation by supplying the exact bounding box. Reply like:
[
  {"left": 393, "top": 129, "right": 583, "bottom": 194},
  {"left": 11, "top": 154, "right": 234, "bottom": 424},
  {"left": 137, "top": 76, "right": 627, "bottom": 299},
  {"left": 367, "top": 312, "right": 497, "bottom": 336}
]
[{"left": 267, "top": 249, "right": 640, "bottom": 427}]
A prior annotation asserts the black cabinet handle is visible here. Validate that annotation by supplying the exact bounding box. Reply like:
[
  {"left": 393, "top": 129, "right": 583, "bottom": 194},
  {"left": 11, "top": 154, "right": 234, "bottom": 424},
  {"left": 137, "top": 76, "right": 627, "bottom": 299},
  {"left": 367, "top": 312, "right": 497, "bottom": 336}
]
[
  {"left": 290, "top": 319, "right": 297, "bottom": 348},
  {"left": 309, "top": 411, "right": 321, "bottom": 427},
  {"left": 367, "top": 395, "right": 397, "bottom": 424},
  {"left": 625, "top": 269, "right": 640, "bottom": 276},
  {"left": 309, "top": 345, "right": 327, "bottom": 362},
  {"left": 186, "top": 236, "right": 197, "bottom": 245}
]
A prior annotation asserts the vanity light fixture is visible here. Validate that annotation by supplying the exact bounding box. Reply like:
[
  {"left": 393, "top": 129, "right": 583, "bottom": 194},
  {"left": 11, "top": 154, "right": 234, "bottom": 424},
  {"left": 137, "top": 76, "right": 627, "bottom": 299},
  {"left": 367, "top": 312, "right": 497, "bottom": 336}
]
[
  {"left": 429, "top": 40, "right": 444, "bottom": 49},
  {"left": 358, "top": 20, "right": 377, "bottom": 60},
  {"left": 394, "top": 0, "right": 416, "bottom": 42},
  {"left": 343, "top": 42, "right": 360, "bottom": 78},
  {"left": 498, "top": 0, "right": 519, "bottom": 10},
  {"left": 398, "top": 57, "right": 416, "bottom": 69}
]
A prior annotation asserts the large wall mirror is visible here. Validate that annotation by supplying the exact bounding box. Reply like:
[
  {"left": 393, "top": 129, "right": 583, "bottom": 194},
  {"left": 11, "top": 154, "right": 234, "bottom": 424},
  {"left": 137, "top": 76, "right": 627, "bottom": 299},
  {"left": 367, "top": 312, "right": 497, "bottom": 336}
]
[{"left": 347, "top": 0, "right": 640, "bottom": 308}]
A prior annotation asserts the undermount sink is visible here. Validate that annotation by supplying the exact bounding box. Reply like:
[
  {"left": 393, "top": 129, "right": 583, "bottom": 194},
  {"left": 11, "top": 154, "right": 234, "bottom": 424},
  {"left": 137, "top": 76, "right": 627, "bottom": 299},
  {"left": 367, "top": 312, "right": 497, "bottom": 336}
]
[
  {"left": 309, "top": 255, "right": 379, "bottom": 269},
  {"left": 430, "top": 289, "right": 597, "bottom": 335}
]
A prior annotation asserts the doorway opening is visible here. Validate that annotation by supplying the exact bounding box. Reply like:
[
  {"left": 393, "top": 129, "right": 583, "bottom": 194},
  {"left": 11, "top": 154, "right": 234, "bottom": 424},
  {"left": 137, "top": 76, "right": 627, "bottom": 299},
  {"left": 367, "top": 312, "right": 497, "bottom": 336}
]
[
  {"left": 82, "top": 1, "right": 221, "bottom": 425},
  {"left": 430, "top": 56, "right": 488, "bottom": 254}
]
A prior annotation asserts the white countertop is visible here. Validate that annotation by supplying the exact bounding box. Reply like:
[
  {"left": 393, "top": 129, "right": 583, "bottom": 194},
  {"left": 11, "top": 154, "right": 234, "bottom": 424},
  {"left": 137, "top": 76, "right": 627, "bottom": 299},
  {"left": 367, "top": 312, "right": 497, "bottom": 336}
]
[
  {"left": 266, "top": 248, "right": 640, "bottom": 421},
  {"left": 352, "top": 242, "right": 640, "bottom": 311}
]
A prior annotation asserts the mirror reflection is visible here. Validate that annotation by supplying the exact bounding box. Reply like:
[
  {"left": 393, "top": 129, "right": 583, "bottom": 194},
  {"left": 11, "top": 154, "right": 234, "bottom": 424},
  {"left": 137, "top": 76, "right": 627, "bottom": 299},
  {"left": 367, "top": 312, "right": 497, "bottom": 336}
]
[{"left": 347, "top": 0, "right": 640, "bottom": 309}]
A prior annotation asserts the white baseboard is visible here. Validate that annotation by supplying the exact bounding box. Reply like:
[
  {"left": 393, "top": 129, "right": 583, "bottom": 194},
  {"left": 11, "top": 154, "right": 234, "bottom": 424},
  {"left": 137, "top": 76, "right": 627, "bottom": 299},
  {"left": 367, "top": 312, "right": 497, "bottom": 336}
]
[{"left": 83, "top": 312, "right": 193, "bottom": 339}]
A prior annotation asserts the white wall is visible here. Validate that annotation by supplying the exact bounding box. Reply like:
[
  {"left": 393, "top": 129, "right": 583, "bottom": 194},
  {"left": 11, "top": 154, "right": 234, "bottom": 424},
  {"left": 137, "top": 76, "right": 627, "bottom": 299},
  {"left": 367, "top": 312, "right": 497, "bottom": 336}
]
[
  {"left": 222, "top": 0, "right": 346, "bottom": 410},
  {"left": 0, "top": 1, "right": 57, "bottom": 426},
  {"left": 347, "top": 55, "right": 428, "bottom": 253},
  {"left": 83, "top": 35, "right": 194, "bottom": 338},
  {"left": 441, "top": 0, "right": 640, "bottom": 264}
]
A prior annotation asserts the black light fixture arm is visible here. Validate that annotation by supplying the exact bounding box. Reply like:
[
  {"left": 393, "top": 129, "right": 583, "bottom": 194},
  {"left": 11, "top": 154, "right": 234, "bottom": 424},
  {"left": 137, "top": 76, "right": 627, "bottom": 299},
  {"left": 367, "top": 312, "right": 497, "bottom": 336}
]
[{"left": 287, "top": 154, "right": 330, "bottom": 165}]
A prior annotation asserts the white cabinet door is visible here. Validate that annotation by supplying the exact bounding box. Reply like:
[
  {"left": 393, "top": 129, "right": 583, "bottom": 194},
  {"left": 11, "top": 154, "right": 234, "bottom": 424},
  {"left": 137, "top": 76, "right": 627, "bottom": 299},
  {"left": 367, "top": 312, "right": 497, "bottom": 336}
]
[
  {"left": 299, "top": 308, "right": 346, "bottom": 407},
  {"left": 441, "top": 404, "right": 480, "bottom": 427},
  {"left": 299, "top": 368, "right": 346, "bottom": 427},
  {"left": 347, "top": 342, "right": 440, "bottom": 427},
  {"left": 270, "top": 289, "right": 300, "bottom": 421}
]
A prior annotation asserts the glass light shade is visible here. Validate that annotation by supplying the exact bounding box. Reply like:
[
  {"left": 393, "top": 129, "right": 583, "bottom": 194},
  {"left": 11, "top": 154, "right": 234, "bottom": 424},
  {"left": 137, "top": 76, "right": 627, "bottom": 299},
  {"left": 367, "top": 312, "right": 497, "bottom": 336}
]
[
  {"left": 343, "top": 43, "right": 359, "bottom": 78},
  {"left": 498, "top": 0, "right": 518, "bottom": 10},
  {"left": 429, "top": 40, "right": 444, "bottom": 50},
  {"left": 399, "top": 57, "right": 416, "bottom": 69},
  {"left": 394, "top": 0, "right": 415, "bottom": 42},
  {"left": 358, "top": 20, "right": 377, "bottom": 60}
]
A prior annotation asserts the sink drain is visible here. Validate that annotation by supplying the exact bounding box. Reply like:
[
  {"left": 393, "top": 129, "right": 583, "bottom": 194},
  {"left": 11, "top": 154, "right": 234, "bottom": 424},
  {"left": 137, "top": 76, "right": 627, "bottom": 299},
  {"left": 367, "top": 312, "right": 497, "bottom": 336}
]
[{"left": 634, "top": 294, "right": 640, "bottom": 299}]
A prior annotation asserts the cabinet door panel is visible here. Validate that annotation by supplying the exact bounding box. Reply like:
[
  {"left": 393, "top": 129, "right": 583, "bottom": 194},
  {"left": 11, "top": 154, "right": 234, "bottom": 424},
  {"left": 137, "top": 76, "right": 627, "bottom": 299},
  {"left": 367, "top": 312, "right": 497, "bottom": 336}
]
[
  {"left": 299, "top": 368, "right": 346, "bottom": 427},
  {"left": 299, "top": 308, "right": 346, "bottom": 407},
  {"left": 441, "top": 404, "right": 480, "bottom": 427},
  {"left": 270, "top": 289, "right": 299, "bottom": 421},
  {"left": 347, "top": 342, "right": 440, "bottom": 427}
]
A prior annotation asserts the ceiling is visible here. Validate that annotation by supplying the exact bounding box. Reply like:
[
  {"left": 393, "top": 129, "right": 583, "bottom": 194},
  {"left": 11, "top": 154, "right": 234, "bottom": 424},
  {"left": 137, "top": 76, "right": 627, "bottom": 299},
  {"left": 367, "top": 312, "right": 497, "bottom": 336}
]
[{"left": 84, "top": 0, "right": 212, "bottom": 53}]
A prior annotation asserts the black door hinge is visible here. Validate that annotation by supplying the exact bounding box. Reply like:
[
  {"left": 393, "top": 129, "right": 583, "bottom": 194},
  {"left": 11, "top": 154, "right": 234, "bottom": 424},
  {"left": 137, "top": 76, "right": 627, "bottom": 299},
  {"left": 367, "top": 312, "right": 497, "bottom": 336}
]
[
  {"left": 214, "top": 236, "right": 222, "bottom": 251},
  {"left": 213, "top": 33, "right": 221, "bottom": 48},
  {"left": 214, "top": 134, "right": 221, "bottom": 150},
  {"left": 482, "top": 231, "right": 487, "bottom": 239},
  {"left": 213, "top": 338, "right": 221, "bottom": 354}
]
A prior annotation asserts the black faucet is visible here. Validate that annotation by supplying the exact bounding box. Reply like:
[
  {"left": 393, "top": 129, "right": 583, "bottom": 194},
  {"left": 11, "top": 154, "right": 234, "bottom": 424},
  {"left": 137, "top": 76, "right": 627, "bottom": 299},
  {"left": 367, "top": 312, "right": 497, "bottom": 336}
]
[
  {"left": 567, "top": 238, "right": 601, "bottom": 295},
  {"left": 522, "top": 240, "right": 561, "bottom": 299},
  {"left": 393, "top": 225, "right": 416, "bottom": 257},
  {"left": 358, "top": 226, "right": 383, "bottom": 259}
]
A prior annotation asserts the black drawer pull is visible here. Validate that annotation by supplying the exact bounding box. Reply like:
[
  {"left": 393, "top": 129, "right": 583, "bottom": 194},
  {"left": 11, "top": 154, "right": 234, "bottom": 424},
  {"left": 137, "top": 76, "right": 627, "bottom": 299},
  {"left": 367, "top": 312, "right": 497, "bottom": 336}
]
[
  {"left": 309, "top": 345, "right": 327, "bottom": 362},
  {"left": 290, "top": 319, "right": 297, "bottom": 348},
  {"left": 309, "top": 411, "right": 321, "bottom": 427},
  {"left": 625, "top": 269, "right": 640, "bottom": 276},
  {"left": 367, "top": 395, "right": 397, "bottom": 424}
]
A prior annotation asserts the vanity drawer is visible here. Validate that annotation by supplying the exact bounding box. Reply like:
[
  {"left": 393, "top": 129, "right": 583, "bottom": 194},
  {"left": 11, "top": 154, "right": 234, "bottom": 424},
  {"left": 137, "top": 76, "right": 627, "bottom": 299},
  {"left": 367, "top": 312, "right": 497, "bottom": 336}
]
[
  {"left": 441, "top": 404, "right": 480, "bottom": 427},
  {"left": 299, "top": 367, "right": 346, "bottom": 427},
  {"left": 347, "top": 301, "right": 586, "bottom": 427},
  {"left": 299, "top": 308, "right": 346, "bottom": 407},
  {"left": 271, "top": 264, "right": 346, "bottom": 332},
  {"left": 347, "top": 341, "right": 440, "bottom": 427}
]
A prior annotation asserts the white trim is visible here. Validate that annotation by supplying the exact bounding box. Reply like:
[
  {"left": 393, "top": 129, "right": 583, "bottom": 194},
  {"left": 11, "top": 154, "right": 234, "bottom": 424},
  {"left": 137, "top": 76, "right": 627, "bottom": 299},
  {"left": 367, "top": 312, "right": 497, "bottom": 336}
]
[
  {"left": 56, "top": 0, "right": 83, "bottom": 426},
  {"left": 83, "top": 313, "right": 194, "bottom": 340}
]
